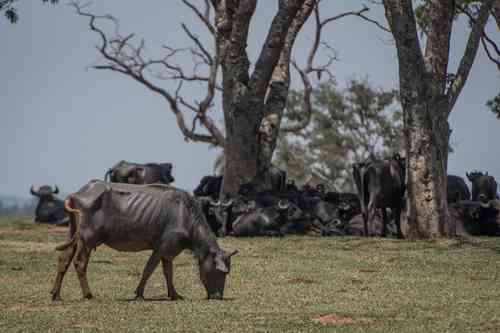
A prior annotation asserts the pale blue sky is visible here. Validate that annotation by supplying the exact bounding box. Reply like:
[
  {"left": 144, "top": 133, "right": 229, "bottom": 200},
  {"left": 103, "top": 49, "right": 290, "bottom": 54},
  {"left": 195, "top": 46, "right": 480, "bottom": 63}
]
[{"left": 1, "top": 1, "right": 499, "bottom": 198}]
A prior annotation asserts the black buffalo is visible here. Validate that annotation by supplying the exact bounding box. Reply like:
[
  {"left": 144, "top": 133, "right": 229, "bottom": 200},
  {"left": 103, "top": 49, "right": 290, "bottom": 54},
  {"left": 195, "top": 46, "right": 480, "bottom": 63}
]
[
  {"left": 231, "top": 200, "right": 300, "bottom": 237},
  {"left": 105, "top": 160, "right": 175, "bottom": 185},
  {"left": 30, "top": 185, "right": 68, "bottom": 225},
  {"left": 447, "top": 175, "right": 471, "bottom": 203},
  {"left": 343, "top": 213, "right": 396, "bottom": 236},
  {"left": 352, "top": 154, "right": 405, "bottom": 238},
  {"left": 208, "top": 197, "right": 256, "bottom": 236},
  {"left": 51, "top": 180, "right": 237, "bottom": 301},
  {"left": 466, "top": 171, "right": 498, "bottom": 203},
  {"left": 449, "top": 200, "right": 500, "bottom": 236},
  {"left": 193, "top": 175, "right": 223, "bottom": 199}
]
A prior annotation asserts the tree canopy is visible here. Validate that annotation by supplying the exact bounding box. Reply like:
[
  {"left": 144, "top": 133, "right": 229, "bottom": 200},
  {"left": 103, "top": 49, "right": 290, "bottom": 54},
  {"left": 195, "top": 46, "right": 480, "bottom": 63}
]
[
  {"left": 1, "top": 0, "right": 58, "bottom": 23},
  {"left": 274, "top": 78, "right": 403, "bottom": 191}
]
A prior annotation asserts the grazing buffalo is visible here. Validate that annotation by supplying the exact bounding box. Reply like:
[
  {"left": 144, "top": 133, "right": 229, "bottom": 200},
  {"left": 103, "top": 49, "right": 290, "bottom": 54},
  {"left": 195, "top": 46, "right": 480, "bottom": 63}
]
[
  {"left": 30, "top": 185, "right": 68, "bottom": 225},
  {"left": 466, "top": 171, "right": 498, "bottom": 203},
  {"left": 352, "top": 154, "right": 405, "bottom": 238},
  {"left": 447, "top": 175, "right": 471, "bottom": 203},
  {"left": 105, "top": 160, "right": 175, "bottom": 185},
  {"left": 51, "top": 180, "right": 237, "bottom": 301},
  {"left": 193, "top": 175, "right": 223, "bottom": 199}
]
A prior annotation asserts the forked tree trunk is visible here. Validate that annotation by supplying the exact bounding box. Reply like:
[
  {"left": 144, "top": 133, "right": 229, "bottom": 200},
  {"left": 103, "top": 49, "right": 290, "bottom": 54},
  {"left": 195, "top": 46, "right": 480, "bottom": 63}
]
[
  {"left": 404, "top": 94, "right": 451, "bottom": 238},
  {"left": 383, "top": 0, "right": 493, "bottom": 239}
]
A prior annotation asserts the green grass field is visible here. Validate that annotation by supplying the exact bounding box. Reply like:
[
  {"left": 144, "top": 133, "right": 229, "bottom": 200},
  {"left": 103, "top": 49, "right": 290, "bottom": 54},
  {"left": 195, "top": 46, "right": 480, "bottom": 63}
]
[{"left": 1, "top": 217, "right": 500, "bottom": 332}]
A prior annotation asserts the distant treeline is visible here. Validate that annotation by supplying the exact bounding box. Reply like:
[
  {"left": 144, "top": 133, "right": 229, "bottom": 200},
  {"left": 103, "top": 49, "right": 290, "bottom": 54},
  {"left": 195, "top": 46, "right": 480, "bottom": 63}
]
[{"left": 0, "top": 199, "right": 36, "bottom": 216}]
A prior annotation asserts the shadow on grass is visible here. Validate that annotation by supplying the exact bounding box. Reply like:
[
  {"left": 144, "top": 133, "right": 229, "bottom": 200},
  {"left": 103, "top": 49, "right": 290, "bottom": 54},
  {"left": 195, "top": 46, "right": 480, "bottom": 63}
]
[{"left": 117, "top": 296, "right": 236, "bottom": 302}]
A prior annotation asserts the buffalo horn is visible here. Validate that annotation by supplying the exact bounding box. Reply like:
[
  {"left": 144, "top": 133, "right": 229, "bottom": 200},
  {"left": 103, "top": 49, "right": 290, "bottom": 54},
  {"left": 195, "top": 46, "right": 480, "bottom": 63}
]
[
  {"left": 53, "top": 185, "right": 60, "bottom": 194},
  {"left": 278, "top": 200, "right": 290, "bottom": 210},
  {"left": 30, "top": 185, "right": 40, "bottom": 196},
  {"left": 222, "top": 199, "right": 234, "bottom": 207},
  {"left": 210, "top": 200, "right": 221, "bottom": 207},
  {"left": 480, "top": 200, "right": 492, "bottom": 209}
]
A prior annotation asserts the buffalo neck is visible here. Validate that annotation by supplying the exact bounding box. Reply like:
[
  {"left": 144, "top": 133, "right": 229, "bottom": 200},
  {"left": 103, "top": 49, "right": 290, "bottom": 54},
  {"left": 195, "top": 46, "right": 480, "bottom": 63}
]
[{"left": 185, "top": 198, "right": 221, "bottom": 260}]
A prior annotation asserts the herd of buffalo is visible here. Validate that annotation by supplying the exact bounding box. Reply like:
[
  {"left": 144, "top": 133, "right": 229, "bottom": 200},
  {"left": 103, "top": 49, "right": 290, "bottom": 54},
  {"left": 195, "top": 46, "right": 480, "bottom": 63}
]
[{"left": 27, "top": 156, "right": 499, "bottom": 300}]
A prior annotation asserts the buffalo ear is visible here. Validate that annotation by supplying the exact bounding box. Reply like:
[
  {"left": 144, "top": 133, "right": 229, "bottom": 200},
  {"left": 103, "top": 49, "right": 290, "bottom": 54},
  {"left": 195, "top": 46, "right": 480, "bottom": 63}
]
[
  {"left": 73, "top": 182, "right": 110, "bottom": 210},
  {"left": 225, "top": 250, "right": 238, "bottom": 258},
  {"left": 214, "top": 253, "right": 229, "bottom": 273}
]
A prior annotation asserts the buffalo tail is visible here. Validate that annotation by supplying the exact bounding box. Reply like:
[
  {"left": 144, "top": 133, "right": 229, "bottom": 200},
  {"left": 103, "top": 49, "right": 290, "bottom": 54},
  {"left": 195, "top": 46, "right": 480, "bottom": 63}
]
[{"left": 55, "top": 198, "right": 80, "bottom": 251}]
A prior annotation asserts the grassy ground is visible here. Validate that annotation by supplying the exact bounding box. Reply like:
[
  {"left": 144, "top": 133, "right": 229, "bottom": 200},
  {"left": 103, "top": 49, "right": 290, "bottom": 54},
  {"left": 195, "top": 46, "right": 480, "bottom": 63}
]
[{"left": 1, "top": 217, "right": 500, "bottom": 332}]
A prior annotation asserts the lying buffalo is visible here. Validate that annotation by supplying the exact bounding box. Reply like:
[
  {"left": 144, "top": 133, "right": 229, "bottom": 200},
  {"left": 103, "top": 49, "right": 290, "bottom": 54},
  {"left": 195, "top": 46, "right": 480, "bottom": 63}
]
[
  {"left": 30, "top": 185, "right": 68, "bottom": 225},
  {"left": 231, "top": 200, "right": 301, "bottom": 237},
  {"left": 447, "top": 175, "right": 471, "bottom": 203},
  {"left": 51, "top": 180, "right": 237, "bottom": 301},
  {"left": 105, "top": 160, "right": 175, "bottom": 185},
  {"left": 449, "top": 200, "right": 500, "bottom": 236},
  {"left": 466, "top": 171, "right": 498, "bottom": 203}
]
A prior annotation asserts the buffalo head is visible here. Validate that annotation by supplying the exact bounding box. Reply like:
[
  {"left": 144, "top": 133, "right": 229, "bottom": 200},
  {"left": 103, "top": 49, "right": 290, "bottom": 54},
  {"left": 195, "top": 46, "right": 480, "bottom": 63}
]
[
  {"left": 31, "top": 185, "right": 59, "bottom": 198},
  {"left": 199, "top": 249, "right": 238, "bottom": 299},
  {"left": 466, "top": 170, "right": 498, "bottom": 203}
]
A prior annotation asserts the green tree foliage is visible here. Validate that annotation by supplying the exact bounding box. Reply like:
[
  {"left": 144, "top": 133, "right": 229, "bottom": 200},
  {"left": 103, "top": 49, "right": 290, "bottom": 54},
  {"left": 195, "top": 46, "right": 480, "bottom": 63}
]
[
  {"left": 1, "top": 0, "right": 57, "bottom": 23},
  {"left": 487, "top": 92, "right": 500, "bottom": 118},
  {"left": 274, "top": 78, "right": 403, "bottom": 192}
]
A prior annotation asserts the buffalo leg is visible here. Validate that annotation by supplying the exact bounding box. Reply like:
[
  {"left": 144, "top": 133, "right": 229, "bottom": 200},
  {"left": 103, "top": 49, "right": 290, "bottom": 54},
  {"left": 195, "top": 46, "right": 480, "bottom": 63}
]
[
  {"left": 161, "top": 258, "right": 183, "bottom": 300},
  {"left": 134, "top": 251, "right": 161, "bottom": 299},
  {"left": 73, "top": 240, "right": 93, "bottom": 299},
  {"left": 394, "top": 206, "right": 404, "bottom": 239},
  {"left": 366, "top": 202, "right": 376, "bottom": 237},
  {"left": 50, "top": 244, "right": 77, "bottom": 301},
  {"left": 381, "top": 208, "right": 388, "bottom": 237}
]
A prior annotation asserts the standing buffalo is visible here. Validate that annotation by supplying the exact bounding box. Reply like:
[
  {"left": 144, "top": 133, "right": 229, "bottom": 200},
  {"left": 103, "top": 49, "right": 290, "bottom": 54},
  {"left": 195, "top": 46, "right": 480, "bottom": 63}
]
[
  {"left": 447, "top": 175, "right": 471, "bottom": 203},
  {"left": 30, "top": 185, "right": 68, "bottom": 225},
  {"left": 104, "top": 160, "right": 175, "bottom": 185},
  {"left": 466, "top": 171, "right": 498, "bottom": 203},
  {"left": 51, "top": 180, "right": 237, "bottom": 301},
  {"left": 352, "top": 154, "right": 405, "bottom": 238},
  {"left": 193, "top": 175, "right": 223, "bottom": 199}
]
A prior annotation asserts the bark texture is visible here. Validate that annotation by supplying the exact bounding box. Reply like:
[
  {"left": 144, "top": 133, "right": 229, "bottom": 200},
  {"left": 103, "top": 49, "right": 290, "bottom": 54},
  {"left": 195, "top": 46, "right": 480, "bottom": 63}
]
[{"left": 383, "top": 0, "right": 494, "bottom": 238}]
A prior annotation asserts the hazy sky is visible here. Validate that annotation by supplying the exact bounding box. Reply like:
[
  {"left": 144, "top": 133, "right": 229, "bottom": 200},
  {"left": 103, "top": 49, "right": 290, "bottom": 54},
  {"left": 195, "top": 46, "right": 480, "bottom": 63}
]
[{"left": 1, "top": 1, "right": 499, "bottom": 198}]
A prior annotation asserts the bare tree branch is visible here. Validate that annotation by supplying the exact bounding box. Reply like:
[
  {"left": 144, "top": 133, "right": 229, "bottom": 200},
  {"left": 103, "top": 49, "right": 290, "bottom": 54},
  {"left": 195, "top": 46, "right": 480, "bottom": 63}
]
[
  {"left": 249, "top": 0, "right": 305, "bottom": 99},
  {"left": 447, "top": 0, "right": 495, "bottom": 112},
  {"left": 69, "top": 0, "right": 225, "bottom": 146},
  {"left": 282, "top": 2, "right": 375, "bottom": 132},
  {"left": 456, "top": 3, "right": 500, "bottom": 71},
  {"left": 181, "top": 0, "right": 216, "bottom": 35}
]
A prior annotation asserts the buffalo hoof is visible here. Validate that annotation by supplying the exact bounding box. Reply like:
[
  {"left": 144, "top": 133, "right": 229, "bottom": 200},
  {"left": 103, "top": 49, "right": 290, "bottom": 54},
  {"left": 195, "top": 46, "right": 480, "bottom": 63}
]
[
  {"left": 51, "top": 293, "right": 61, "bottom": 302},
  {"left": 134, "top": 295, "right": 145, "bottom": 301},
  {"left": 169, "top": 293, "right": 184, "bottom": 301},
  {"left": 83, "top": 293, "right": 93, "bottom": 300}
]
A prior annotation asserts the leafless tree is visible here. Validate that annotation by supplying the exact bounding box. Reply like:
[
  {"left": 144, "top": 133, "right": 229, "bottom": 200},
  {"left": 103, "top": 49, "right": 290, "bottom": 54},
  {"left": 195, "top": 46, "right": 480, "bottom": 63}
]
[{"left": 70, "top": 0, "right": 384, "bottom": 194}]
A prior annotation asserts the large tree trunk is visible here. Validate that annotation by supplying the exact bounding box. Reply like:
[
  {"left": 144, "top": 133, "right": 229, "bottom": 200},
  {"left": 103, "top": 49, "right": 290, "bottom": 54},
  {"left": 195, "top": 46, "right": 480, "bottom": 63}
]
[
  {"left": 404, "top": 94, "right": 451, "bottom": 239},
  {"left": 222, "top": 99, "right": 264, "bottom": 195}
]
